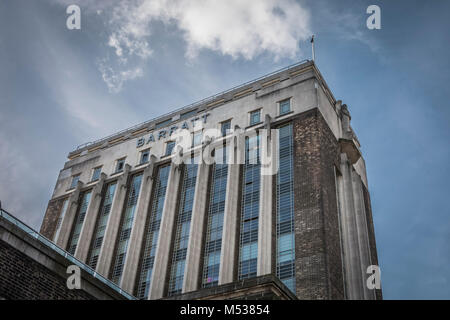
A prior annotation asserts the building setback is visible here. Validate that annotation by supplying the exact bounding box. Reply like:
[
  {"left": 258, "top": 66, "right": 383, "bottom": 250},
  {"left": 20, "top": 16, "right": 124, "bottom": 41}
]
[{"left": 40, "top": 60, "right": 382, "bottom": 300}]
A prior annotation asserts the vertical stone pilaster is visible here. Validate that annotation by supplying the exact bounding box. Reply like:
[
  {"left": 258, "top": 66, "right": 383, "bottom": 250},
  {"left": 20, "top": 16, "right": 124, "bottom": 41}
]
[
  {"left": 56, "top": 181, "right": 82, "bottom": 249},
  {"left": 183, "top": 163, "right": 210, "bottom": 293},
  {"left": 361, "top": 184, "right": 383, "bottom": 300},
  {"left": 339, "top": 154, "right": 364, "bottom": 299},
  {"left": 351, "top": 170, "right": 374, "bottom": 299},
  {"left": 148, "top": 163, "right": 182, "bottom": 299},
  {"left": 219, "top": 162, "right": 241, "bottom": 285},
  {"left": 96, "top": 165, "right": 131, "bottom": 277},
  {"left": 75, "top": 173, "right": 107, "bottom": 262},
  {"left": 257, "top": 128, "right": 276, "bottom": 276},
  {"left": 121, "top": 158, "right": 157, "bottom": 294}
]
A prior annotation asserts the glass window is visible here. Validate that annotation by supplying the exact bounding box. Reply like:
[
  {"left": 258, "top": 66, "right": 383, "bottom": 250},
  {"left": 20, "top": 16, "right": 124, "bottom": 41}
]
[
  {"left": 140, "top": 149, "right": 150, "bottom": 164},
  {"left": 110, "top": 174, "right": 143, "bottom": 284},
  {"left": 201, "top": 150, "right": 229, "bottom": 288},
  {"left": 67, "top": 191, "right": 92, "bottom": 255},
  {"left": 70, "top": 175, "right": 80, "bottom": 189},
  {"left": 116, "top": 158, "right": 125, "bottom": 173},
  {"left": 249, "top": 110, "right": 261, "bottom": 126},
  {"left": 280, "top": 99, "right": 291, "bottom": 115},
  {"left": 136, "top": 165, "right": 171, "bottom": 299},
  {"left": 276, "top": 123, "right": 295, "bottom": 293},
  {"left": 87, "top": 182, "right": 116, "bottom": 269},
  {"left": 168, "top": 162, "right": 198, "bottom": 296},
  {"left": 180, "top": 109, "right": 197, "bottom": 120},
  {"left": 166, "top": 141, "right": 175, "bottom": 156},
  {"left": 91, "top": 167, "right": 102, "bottom": 181},
  {"left": 155, "top": 118, "right": 172, "bottom": 129},
  {"left": 238, "top": 135, "right": 260, "bottom": 280},
  {"left": 221, "top": 120, "right": 231, "bottom": 136},
  {"left": 192, "top": 131, "right": 202, "bottom": 147}
]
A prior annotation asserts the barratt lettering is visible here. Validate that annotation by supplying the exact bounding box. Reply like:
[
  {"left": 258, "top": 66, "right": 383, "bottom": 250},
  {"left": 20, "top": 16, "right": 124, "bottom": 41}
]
[{"left": 136, "top": 113, "right": 209, "bottom": 148}]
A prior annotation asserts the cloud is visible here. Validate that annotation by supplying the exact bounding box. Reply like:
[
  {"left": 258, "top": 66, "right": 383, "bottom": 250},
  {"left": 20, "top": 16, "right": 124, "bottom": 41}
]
[
  {"left": 108, "top": 0, "right": 310, "bottom": 59},
  {"left": 97, "top": 60, "right": 144, "bottom": 94},
  {"left": 53, "top": 0, "right": 311, "bottom": 92}
]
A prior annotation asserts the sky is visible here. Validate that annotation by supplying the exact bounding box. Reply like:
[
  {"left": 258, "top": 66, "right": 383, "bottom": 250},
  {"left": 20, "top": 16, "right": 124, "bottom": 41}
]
[{"left": 0, "top": 0, "right": 449, "bottom": 299}]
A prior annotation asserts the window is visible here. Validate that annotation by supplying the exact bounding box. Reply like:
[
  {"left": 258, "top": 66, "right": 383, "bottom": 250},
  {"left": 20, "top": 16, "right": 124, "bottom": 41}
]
[
  {"left": 87, "top": 182, "right": 116, "bottom": 270},
  {"left": 155, "top": 118, "right": 172, "bottom": 129},
  {"left": 168, "top": 161, "right": 198, "bottom": 296},
  {"left": 166, "top": 141, "right": 176, "bottom": 156},
  {"left": 221, "top": 120, "right": 231, "bottom": 137},
  {"left": 192, "top": 131, "right": 202, "bottom": 147},
  {"left": 140, "top": 149, "right": 150, "bottom": 164},
  {"left": 180, "top": 109, "right": 197, "bottom": 120},
  {"left": 279, "top": 99, "right": 291, "bottom": 115},
  {"left": 70, "top": 175, "right": 80, "bottom": 189},
  {"left": 201, "top": 147, "right": 228, "bottom": 288},
  {"left": 249, "top": 109, "right": 261, "bottom": 126},
  {"left": 276, "top": 123, "right": 296, "bottom": 293},
  {"left": 136, "top": 165, "right": 171, "bottom": 299},
  {"left": 115, "top": 158, "right": 125, "bottom": 173},
  {"left": 67, "top": 191, "right": 92, "bottom": 255},
  {"left": 110, "top": 174, "right": 143, "bottom": 284},
  {"left": 91, "top": 167, "right": 102, "bottom": 181},
  {"left": 238, "top": 135, "right": 260, "bottom": 280}
]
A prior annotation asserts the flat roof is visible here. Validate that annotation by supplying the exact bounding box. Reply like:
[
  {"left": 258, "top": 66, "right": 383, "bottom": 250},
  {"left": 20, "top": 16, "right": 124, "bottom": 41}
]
[{"left": 68, "top": 59, "right": 335, "bottom": 158}]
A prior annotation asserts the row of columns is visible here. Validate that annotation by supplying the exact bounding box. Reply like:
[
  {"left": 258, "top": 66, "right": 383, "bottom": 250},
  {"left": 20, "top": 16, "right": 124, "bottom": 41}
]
[{"left": 55, "top": 129, "right": 277, "bottom": 299}]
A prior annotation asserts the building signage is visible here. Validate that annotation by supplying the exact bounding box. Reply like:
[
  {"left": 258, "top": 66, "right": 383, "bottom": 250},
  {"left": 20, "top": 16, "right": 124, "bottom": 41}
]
[{"left": 136, "top": 113, "right": 209, "bottom": 148}]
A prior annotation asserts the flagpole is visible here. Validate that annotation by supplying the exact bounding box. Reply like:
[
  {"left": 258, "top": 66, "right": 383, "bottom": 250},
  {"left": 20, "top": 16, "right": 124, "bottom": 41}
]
[{"left": 311, "top": 35, "right": 315, "bottom": 62}]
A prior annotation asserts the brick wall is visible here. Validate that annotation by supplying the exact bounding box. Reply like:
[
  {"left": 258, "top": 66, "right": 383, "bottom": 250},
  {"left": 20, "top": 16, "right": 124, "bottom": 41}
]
[
  {"left": 292, "top": 108, "right": 345, "bottom": 299},
  {"left": 0, "top": 240, "right": 94, "bottom": 300},
  {"left": 40, "top": 197, "right": 66, "bottom": 240}
]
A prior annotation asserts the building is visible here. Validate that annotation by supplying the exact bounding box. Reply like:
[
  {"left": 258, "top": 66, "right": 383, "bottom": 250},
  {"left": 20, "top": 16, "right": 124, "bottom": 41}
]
[
  {"left": 40, "top": 60, "right": 382, "bottom": 300},
  {"left": 0, "top": 207, "right": 134, "bottom": 300}
]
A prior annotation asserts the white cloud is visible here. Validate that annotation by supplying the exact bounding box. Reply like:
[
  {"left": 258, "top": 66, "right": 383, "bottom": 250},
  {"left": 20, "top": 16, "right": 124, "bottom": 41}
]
[
  {"left": 98, "top": 61, "right": 144, "bottom": 94},
  {"left": 62, "top": 0, "right": 311, "bottom": 92},
  {"left": 108, "top": 0, "right": 310, "bottom": 60}
]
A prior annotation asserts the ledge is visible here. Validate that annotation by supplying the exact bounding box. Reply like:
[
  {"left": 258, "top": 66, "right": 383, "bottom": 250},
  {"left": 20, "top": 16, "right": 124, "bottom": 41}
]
[{"left": 339, "top": 138, "right": 361, "bottom": 164}]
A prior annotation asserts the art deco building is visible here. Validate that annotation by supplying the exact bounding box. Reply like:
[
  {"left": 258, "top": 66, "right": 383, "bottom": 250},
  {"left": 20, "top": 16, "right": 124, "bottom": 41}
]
[{"left": 40, "top": 60, "right": 382, "bottom": 300}]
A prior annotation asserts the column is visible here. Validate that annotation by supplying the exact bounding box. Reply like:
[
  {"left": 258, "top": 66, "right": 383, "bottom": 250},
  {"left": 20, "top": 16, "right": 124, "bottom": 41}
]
[
  {"left": 56, "top": 181, "right": 82, "bottom": 249},
  {"left": 219, "top": 134, "right": 243, "bottom": 285},
  {"left": 351, "top": 170, "right": 375, "bottom": 300},
  {"left": 121, "top": 158, "right": 156, "bottom": 294},
  {"left": 148, "top": 163, "right": 182, "bottom": 299},
  {"left": 257, "top": 128, "right": 276, "bottom": 276},
  {"left": 96, "top": 164, "right": 131, "bottom": 277},
  {"left": 75, "top": 173, "right": 107, "bottom": 262},
  {"left": 183, "top": 162, "right": 211, "bottom": 293},
  {"left": 338, "top": 153, "right": 364, "bottom": 299}
]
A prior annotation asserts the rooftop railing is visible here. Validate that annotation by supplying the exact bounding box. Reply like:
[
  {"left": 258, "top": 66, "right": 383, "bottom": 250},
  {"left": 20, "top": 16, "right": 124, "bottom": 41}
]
[
  {"left": 74, "top": 59, "right": 310, "bottom": 152},
  {"left": 0, "top": 207, "right": 136, "bottom": 300}
]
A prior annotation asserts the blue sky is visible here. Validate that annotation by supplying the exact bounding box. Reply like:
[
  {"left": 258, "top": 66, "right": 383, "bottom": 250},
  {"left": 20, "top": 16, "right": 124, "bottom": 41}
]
[{"left": 0, "top": 0, "right": 449, "bottom": 299}]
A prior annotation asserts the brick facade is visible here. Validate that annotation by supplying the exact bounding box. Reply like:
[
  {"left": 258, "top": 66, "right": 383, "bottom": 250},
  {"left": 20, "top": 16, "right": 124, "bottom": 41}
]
[
  {"left": 0, "top": 240, "right": 94, "bottom": 300},
  {"left": 40, "top": 197, "right": 66, "bottom": 240},
  {"left": 292, "top": 108, "right": 345, "bottom": 299}
]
